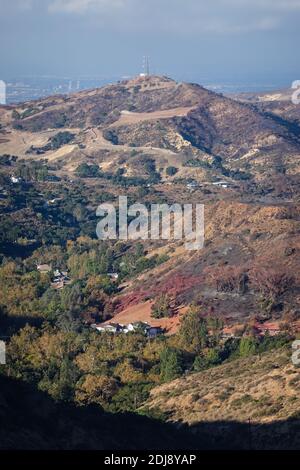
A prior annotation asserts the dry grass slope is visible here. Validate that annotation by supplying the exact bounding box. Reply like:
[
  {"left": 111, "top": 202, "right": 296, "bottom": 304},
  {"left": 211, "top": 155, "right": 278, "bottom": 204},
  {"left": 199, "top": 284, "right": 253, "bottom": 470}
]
[{"left": 145, "top": 346, "right": 300, "bottom": 425}]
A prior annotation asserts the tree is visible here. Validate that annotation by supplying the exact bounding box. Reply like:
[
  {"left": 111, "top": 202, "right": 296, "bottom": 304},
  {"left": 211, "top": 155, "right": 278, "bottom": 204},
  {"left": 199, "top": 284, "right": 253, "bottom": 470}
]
[
  {"left": 144, "top": 157, "right": 161, "bottom": 183},
  {"left": 114, "top": 358, "right": 144, "bottom": 384},
  {"left": 75, "top": 374, "right": 119, "bottom": 407},
  {"left": 40, "top": 288, "right": 61, "bottom": 321},
  {"left": 56, "top": 310, "right": 82, "bottom": 333},
  {"left": 46, "top": 357, "right": 79, "bottom": 402},
  {"left": 60, "top": 283, "right": 83, "bottom": 312},
  {"left": 73, "top": 204, "right": 88, "bottom": 222},
  {"left": 111, "top": 383, "right": 152, "bottom": 412},
  {"left": 193, "top": 349, "right": 221, "bottom": 371},
  {"left": 206, "top": 348, "right": 221, "bottom": 366},
  {"left": 193, "top": 355, "right": 206, "bottom": 372},
  {"left": 75, "top": 163, "right": 101, "bottom": 178},
  {"left": 50, "top": 131, "right": 75, "bottom": 150},
  {"left": 0, "top": 217, "right": 20, "bottom": 244},
  {"left": 151, "top": 295, "right": 174, "bottom": 319},
  {"left": 7, "top": 325, "right": 39, "bottom": 374},
  {"left": 207, "top": 315, "right": 223, "bottom": 347},
  {"left": 166, "top": 166, "right": 178, "bottom": 176},
  {"left": 239, "top": 337, "right": 258, "bottom": 357},
  {"left": 179, "top": 308, "right": 208, "bottom": 353},
  {"left": 160, "top": 348, "right": 183, "bottom": 382}
]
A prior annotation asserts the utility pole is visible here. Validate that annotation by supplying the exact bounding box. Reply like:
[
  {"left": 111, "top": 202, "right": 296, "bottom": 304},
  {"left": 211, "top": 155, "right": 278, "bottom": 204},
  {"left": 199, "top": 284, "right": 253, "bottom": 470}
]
[{"left": 248, "top": 417, "right": 253, "bottom": 450}]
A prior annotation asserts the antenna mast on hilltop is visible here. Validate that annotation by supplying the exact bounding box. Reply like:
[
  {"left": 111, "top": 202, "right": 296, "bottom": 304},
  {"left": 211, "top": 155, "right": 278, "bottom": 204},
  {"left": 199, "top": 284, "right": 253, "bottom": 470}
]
[{"left": 141, "top": 56, "right": 150, "bottom": 76}]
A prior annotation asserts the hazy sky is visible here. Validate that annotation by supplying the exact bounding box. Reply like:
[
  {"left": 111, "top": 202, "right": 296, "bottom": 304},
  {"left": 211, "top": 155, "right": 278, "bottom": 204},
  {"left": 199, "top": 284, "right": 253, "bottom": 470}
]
[{"left": 0, "top": 0, "right": 299, "bottom": 85}]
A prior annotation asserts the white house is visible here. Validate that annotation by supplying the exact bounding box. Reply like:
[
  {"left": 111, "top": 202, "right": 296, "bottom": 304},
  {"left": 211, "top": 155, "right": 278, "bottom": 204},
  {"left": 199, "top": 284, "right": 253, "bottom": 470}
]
[
  {"left": 92, "top": 323, "right": 123, "bottom": 333},
  {"left": 126, "top": 322, "right": 149, "bottom": 333},
  {"left": 10, "top": 176, "right": 21, "bottom": 184},
  {"left": 91, "top": 321, "right": 164, "bottom": 337},
  {"left": 212, "top": 181, "right": 231, "bottom": 189},
  {"left": 108, "top": 273, "right": 119, "bottom": 281},
  {"left": 187, "top": 181, "right": 198, "bottom": 190}
]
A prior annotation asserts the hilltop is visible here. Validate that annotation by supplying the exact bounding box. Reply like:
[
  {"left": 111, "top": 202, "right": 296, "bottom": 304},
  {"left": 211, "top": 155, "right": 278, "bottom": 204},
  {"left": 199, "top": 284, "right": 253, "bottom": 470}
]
[{"left": 1, "top": 75, "right": 300, "bottom": 182}]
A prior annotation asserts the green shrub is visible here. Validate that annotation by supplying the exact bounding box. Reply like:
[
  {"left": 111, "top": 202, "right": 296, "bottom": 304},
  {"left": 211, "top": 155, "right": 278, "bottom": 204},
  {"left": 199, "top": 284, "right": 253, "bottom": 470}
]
[
  {"left": 75, "top": 163, "right": 101, "bottom": 178},
  {"left": 166, "top": 166, "right": 178, "bottom": 176}
]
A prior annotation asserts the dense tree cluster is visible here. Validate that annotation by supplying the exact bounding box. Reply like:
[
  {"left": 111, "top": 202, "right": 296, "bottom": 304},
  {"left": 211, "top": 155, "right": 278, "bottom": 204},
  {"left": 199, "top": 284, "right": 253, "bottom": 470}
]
[{"left": 1, "top": 304, "right": 290, "bottom": 413}]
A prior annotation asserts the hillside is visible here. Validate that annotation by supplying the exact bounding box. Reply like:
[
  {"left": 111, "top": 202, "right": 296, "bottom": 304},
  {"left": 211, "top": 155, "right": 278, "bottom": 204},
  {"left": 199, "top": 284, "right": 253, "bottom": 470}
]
[
  {"left": 2, "top": 356, "right": 299, "bottom": 450},
  {"left": 1, "top": 76, "right": 300, "bottom": 451},
  {"left": 0, "top": 374, "right": 199, "bottom": 450},
  {"left": 1, "top": 75, "right": 300, "bottom": 182},
  {"left": 232, "top": 87, "right": 300, "bottom": 141},
  {"left": 1, "top": 77, "right": 300, "bottom": 333},
  {"left": 113, "top": 200, "right": 300, "bottom": 330},
  {"left": 143, "top": 346, "right": 300, "bottom": 449}
]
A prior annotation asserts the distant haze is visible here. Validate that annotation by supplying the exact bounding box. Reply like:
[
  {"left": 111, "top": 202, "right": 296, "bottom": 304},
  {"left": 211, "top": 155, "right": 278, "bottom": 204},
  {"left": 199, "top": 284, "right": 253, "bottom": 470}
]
[{"left": 0, "top": 0, "right": 299, "bottom": 87}]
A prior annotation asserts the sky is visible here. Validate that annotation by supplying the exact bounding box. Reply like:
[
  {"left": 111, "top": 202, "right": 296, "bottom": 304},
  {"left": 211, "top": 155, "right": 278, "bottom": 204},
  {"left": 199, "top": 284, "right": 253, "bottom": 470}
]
[{"left": 0, "top": 0, "right": 299, "bottom": 86}]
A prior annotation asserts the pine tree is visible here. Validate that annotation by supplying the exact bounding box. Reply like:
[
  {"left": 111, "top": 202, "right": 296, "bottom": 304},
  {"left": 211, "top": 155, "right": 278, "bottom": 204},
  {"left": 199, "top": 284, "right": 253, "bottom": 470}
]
[{"left": 160, "top": 348, "right": 183, "bottom": 382}]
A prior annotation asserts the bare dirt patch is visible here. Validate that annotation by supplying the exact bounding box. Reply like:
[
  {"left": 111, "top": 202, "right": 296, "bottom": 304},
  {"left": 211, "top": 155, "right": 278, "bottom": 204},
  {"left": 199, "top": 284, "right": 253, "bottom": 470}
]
[
  {"left": 109, "top": 106, "right": 195, "bottom": 128},
  {"left": 106, "top": 300, "right": 187, "bottom": 335}
]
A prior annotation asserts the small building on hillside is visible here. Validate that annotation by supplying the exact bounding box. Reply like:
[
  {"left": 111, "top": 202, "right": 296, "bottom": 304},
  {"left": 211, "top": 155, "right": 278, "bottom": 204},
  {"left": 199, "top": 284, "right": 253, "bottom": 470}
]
[
  {"left": 125, "top": 322, "right": 149, "bottom": 333},
  {"left": 212, "top": 181, "right": 231, "bottom": 189},
  {"left": 221, "top": 322, "right": 282, "bottom": 339},
  {"left": 186, "top": 181, "right": 198, "bottom": 190},
  {"left": 221, "top": 327, "right": 236, "bottom": 339},
  {"left": 255, "top": 322, "right": 281, "bottom": 337},
  {"left": 108, "top": 272, "right": 119, "bottom": 281},
  {"left": 92, "top": 321, "right": 164, "bottom": 338},
  {"left": 50, "top": 269, "right": 72, "bottom": 289},
  {"left": 37, "top": 264, "right": 52, "bottom": 274},
  {"left": 221, "top": 324, "right": 245, "bottom": 339},
  {"left": 145, "top": 326, "right": 164, "bottom": 338},
  {"left": 10, "top": 176, "right": 21, "bottom": 184},
  {"left": 92, "top": 323, "right": 124, "bottom": 334}
]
